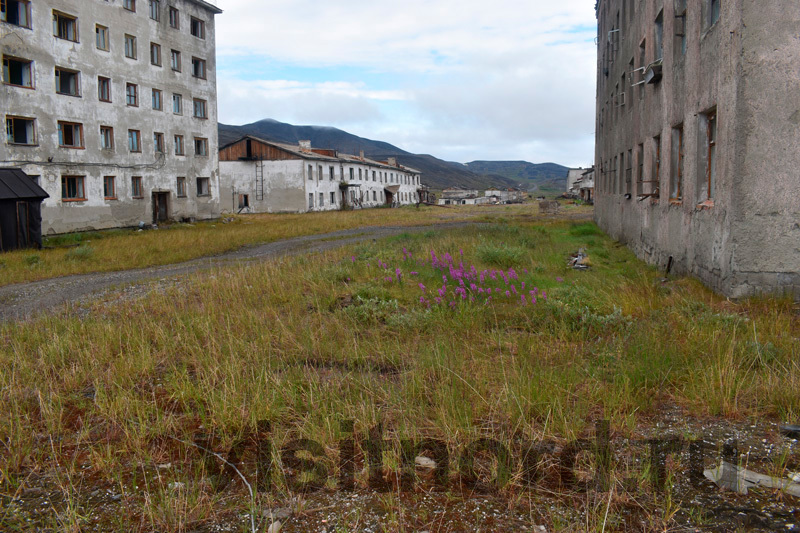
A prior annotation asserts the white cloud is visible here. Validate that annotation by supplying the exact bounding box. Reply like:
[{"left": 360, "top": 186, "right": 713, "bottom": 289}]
[{"left": 214, "top": 0, "right": 598, "bottom": 166}]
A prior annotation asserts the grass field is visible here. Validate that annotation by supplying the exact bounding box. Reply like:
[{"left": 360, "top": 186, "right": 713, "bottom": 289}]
[
  {"left": 1, "top": 211, "right": 798, "bottom": 531},
  {"left": 0, "top": 203, "right": 586, "bottom": 287}
]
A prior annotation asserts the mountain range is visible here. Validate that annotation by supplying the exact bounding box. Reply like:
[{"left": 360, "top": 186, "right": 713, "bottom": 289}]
[{"left": 218, "top": 119, "right": 570, "bottom": 191}]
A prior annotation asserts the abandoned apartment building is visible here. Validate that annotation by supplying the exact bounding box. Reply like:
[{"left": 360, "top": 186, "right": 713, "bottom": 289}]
[
  {"left": 1, "top": 0, "right": 222, "bottom": 234},
  {"left": 218, "top": 136, "right": 422, "bottom": 213},
  {"left": 594, "top": 0, "right": 799, "bottom": 298}
]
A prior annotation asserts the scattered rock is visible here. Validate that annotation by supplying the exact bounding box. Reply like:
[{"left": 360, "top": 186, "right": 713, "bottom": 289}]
[
  {"left": 267, "top": 520, "right": 282, "bottom": 533},
  {"left": 704, "top": 460, "right": 800, "bottom": 497},
  {"left": 157, "top": 463, "right": 172, "bottom": 470},
  {"left": 415, "top": 456, "right": 437, "bottom": 470}
]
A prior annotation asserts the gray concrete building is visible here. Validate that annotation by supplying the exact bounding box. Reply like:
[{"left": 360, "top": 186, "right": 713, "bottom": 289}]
[
  {"left": 594, "top": 0, "right": 799, "bottom": 298},
  {"left": 1, "top": 0, "right": 222, "bottom": 234}
]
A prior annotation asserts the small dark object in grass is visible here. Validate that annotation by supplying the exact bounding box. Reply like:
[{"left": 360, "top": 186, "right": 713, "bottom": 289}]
[{"left": 780, "top": 425, "right": 800, "bottom": 438}]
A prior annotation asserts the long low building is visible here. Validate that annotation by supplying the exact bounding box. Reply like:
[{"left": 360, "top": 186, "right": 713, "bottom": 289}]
[{"left": 219, "top": 136, "right": 422, "bottom": 213}]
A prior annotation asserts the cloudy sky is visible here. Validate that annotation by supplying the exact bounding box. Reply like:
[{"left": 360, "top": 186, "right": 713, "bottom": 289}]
[{"left": 214, "top": 0, "right": 598, "bottom": 167}]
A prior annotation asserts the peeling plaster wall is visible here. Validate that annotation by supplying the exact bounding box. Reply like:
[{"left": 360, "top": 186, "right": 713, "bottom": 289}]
[
  {"left": 594, "top": 0, "right": 797, "bottom": 298},
  {"left": 0, "top": 0, "right": 221, "bottom": 234}
]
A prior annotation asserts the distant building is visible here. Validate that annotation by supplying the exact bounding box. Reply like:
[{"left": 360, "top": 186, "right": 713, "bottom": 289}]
[
  {"left": 594, "top": 0, "right": 799, "bottom": 298},
  {"left": 440, "top": 187, "right": 479, "bottom": 200},
  {"left": 1, "top": 0, "right": 223, "bottom": 234},
  {"left": 218, "top": 136, "right": 421, "bottom": 213},
  {"left": 485, "top": 188, "right": 526, "bottom": 203},
  {"left": 565, "top": 168, "right": 586, "bottom": 196}
]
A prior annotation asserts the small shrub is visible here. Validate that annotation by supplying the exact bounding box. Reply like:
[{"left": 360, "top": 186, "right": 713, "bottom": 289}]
[
  {"left": 65, "top": 245, "right": 94, "bottom": 261},
  {"left": 23, "top": 254, "right": 41, "bottom": 266},
  {"left": 569, "top": 222, "right": 602, "bottom": 237},
  {"left": 476, "top": 242, "right": 526, "bottom": 268},
  {"left": 342, "top": 296, "right": 400, "bottom": 324}
]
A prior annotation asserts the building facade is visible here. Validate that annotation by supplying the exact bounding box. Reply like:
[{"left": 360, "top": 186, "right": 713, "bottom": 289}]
[
  {"left": 594, "top": 0, "right": 799, "bottom": 298},
  {"left": 219, "top": 136, "right": 422, "bottom": 213},
  {"left": 1, "top": 0, "right": 222, "bottom": 234}
]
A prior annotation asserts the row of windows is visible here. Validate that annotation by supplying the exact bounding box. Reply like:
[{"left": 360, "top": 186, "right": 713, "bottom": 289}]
[
  {"left": 3, "top": 52, "right": 207, "bottom": 95},
  {"left": 306, "top": 190, "right": 417, "bottom": 210},
  {"left": 60, "top": 174, "right": 210, "bottom": 202},
  {"left": 599, "top": 109, "right": 717, "bottom": 204},
  {"left": 306, "top": 164, "right": 420, "bottom": 186},
  {"left": 2, "top": 1, "right": 207, "bottom": 40},
  {"left": 5, "top": 115, "right": 209, "bottom": 155}
]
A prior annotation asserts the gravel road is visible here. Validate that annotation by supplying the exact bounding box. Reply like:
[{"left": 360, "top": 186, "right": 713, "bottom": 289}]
[{"left": 0, "top": 222, "right": 478, "bottom": 323}]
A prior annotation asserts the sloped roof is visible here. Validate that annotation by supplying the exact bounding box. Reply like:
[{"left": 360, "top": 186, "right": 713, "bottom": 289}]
[
  {"left": 188, "top": 0, "right": 223, "bottom": 15},
  {"left": 0, "top": 168, "right": 49, "bottom": 201}
]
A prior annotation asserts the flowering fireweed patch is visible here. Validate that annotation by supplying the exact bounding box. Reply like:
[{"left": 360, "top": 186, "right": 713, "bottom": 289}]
[{"left": 364, "top": 247, "right": 549, "bottom": 309}]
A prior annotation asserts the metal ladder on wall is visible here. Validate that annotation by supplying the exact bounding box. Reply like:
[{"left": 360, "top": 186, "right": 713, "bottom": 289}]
[{"left": 255, "top": 158, "right": 264, "bottom": 201}]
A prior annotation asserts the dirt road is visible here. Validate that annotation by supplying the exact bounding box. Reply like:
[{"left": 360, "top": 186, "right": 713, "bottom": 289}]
[{"left": 0, "top": 222, "right": 478, "bottom": 322}]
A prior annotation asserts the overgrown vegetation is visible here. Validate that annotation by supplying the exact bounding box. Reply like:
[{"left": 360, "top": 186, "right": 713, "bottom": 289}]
[{"left": 0, "top": 215, "right": 797, "bottom": 531}]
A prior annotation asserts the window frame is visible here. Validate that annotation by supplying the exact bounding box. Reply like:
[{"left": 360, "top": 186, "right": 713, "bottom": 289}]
[
  {"left": 196, "top": 177, "right": 210, "bottom": 197},
  {"left": 149, "top": 0, "right": 160, "bottom": 21},
  {"left": 125, "top": 82, "right": 138, "bottom": 107},
  {"left": 150, "top": 42, "right": 162, "bottom": 66},
  {"left": 103, "top": 176, "right": 117, "bottom": 200},
  {"left": 128, "top": 129, "right": 142, "bottom": 152},
  {"left": 670, "top": 124, "right": 684, "bottom": 201},
  {"left": 5, "top": 115, "right": 36, "bottom": 145},
  {"left": 53, "top": 11, "right": 78, "bottom": 42},
  {"left": 131, "top": 176, "right": 143, "bottom": 198},
  {"left": 124, "top": 34, "right": 137, "bottom": 60},
  {"left": 96, "top": 24, "right": 109, "bottom": 51},
  {"left": 191, "top": 57, "right": 207, "bottom": 79},
  {"left": 98, "top": 76, "right": 111, "bottom": 102},
  {"left": 61, "top": 175, "right": 86, "bottom": 201},
  {"left": 174, "top": 134, "right": 185, "bottom": 155},
  {"left": 55, "top": 67, "right": 80, "bottom": 97},
  {"left": 151, "top": 88, "right": 162, "bottom": 110},
  {"left": 172, "top": 93, "right": 182, "bottom": 114},
  {"left": 190, "top": 17, "right": 205, "bottom": 39},
  {"left": 176, "top": 176, "right": 186, "bottom": 197},
  {"left": 192, "top": 98, "right": 207, "bottom": 119},
  {"left": 194, "top": 137, "right": 208, "bottom": 156},
  {"left": 2, "top": 55, "right": 34, "bottom": 88},
  {"left": 170, "top": 49, "right": 181, "bottom": 71},
  {"left": 123, "top": 0, "right": 136, "bottom": 13},
  {"left": 169, "top": 7, "right": 179, "bottom": 29},
  {"left": 153, "top": 131, "right": 164, "bottom": 153},
  {"left": 1, "top": 0, "right": 32, "bottom": 29},
  {"left": 100, "top": 125, "right": 114, "bottom": 150},
  {"left": 57, "top": 121, "right": 84, "bottom": 149}
]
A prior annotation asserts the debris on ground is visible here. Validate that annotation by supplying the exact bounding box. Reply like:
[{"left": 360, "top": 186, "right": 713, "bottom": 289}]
[
  {"left": 704, "top": 460, "right": 800, "bottom": 497},
  {"left": 781, "top": 425, "right": 800, "bottom": 439},
  {"left": 568, "top": 248, "right": 591, "bottom": 270}
]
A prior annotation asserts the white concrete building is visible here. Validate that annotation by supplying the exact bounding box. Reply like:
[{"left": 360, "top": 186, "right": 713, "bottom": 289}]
[
  {"left": 484, "top": 188, "right": 526, "bottom": 203},
  {"left": 218, "top": 136, "right": 422, "bottom": 213},
  {"left": 1, "top": 0, "right": 222, "bottom": 234}
]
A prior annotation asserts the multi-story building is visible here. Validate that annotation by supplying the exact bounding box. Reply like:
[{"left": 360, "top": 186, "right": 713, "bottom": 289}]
[
  {"left": 1, "top": 0, "right": 222, "bottom": 234},
  {"left": 218, "top": 136, "right": 422, "bottom": 213},
  {"left": 594, "top": 0, "right": 799, "bottom": 298}
]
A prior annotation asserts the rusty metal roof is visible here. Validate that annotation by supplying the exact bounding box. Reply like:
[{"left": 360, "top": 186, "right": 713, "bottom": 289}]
[{"left": 0, "top": 168, "right": 49, "bottom": 201}]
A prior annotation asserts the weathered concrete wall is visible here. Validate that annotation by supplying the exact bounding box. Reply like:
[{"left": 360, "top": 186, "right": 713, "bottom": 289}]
[
  {"left": 219, "top": 160, "right": 306, "bottom": 214},
  {"left": 1, "top": 0, "right": 221, "bottom": 233},
  {"left": 593, "top": 0, "right": 798, "bottom": 298}
]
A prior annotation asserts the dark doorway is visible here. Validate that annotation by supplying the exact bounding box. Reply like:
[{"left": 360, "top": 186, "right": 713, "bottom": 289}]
[{"left": 152, "top": 192, "right": 169, "bottom": 224}]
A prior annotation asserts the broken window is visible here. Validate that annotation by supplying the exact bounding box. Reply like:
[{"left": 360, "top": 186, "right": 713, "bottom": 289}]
[
  {"left": 6, "top": 116, "right": 35, "bottom": 145},
  {"left": 194, "top": 137, "right": 208, "bottom": 156},
  {"left": 61, "top": 176, "right": 85, "bottom": 200},
  {"left": 174, "top": 135, "right": 184, "bottom": 155},
  {"left": 58, "top": 121, "right": 83, "bottom": 148},
  {"left": 650, "top": 135, "right": 661, "bottom": 198},
  {"left": 626, "top": 148, "right": 633, "bottom": 196},
  {"left": 55, "top": 67, "right": 80, "bottom": 96},
  {"left": 674, "top": 0, "right": 687, "bottom": 57},
  {"left": 373, "top": 191, "right": 377, "bottom": 202},
  {"left": 654, "top": 10, "right": 664, "bottom": 61},
  {"left": 699, "top": 110, "right": 717, "bottom": 202},
  {"left": 372, "top": 171, "right": 376, "bottom": 182},
  {"left": 100, "top": 125, "right": 114, "bottom": 150},
  {"left": 53, "top": 11, "right": 78, "bottom": 41},
  {"left": 169, "top": 7, "right": 179, "bottom": 29},
  {"left": 172, "top": 93, "right": 182, "bottom": 114},
  {"left": 131, "top": 176, "right": 143, "bottom": 198},
  {"left": 197, "top": 177, "right": 210, "bottom": 196},
  {"left": 192, "top": 98, "right": 207, "bottom": 118},
  {"left": 126, "top": 83, "right": 138, "bottom": 106},
  {"left": 708, "top": 0, "right": 720, "bottom": 27},
  {"left": 349, "top": 168, "right": 354, "bottom": 180},
  {"left": 308, "top": 164, "right": 313, "bottom": 180},
  {"left": 153, "top": 132, "right": 164, "bottom": 153},
  {"left": 329, "top": 166, "right": 335, "bottom": 181},
  {"left": 128, "top": 129, "right": 141, "bottom": 152},
  {"left": 330, "top": 192, "right": 336, "bottom": 205},
  {"left": 670, "top": 124, "right": 684, "bottom": 200},
  {"left": 104, "top": 176, "right": 116, "bottom": 199},
  {"left": 190, "top": 17, "right": 205, "bottom": 39},
  {"left": 2, "top": 56, "right": 33, "bottom": 87},
  {"left": 152, "top": 88, "right": 162, "bottom": 110},
  {"left": 151, "top": 43, "right": 161, "bottom": 66},
  {"left": 191, "top": 57, "right": 206, "bottom": 79},
  {"left": 149, "top": 0, "right": 159, "bottom": 21},
  {"left": 96, "top": 25, "right": 109, "bottom": 51},
  {"left": 124, "top": 34, "right": 137, "bottom": 59},
  {"left": 170, "top": 50, "right": 181, "bottom": 71},
  {"left": 177, "top": 177, "right": 186, "bottom": 197},
  {"left": 308, "top": 193, "right": 313, "bottom": 209},
  {"left": 2, "top": 0, "right": 31, "bottom": 28},
  {"left": 319, "top": 192, "right": 324, "bottom": 207}
]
